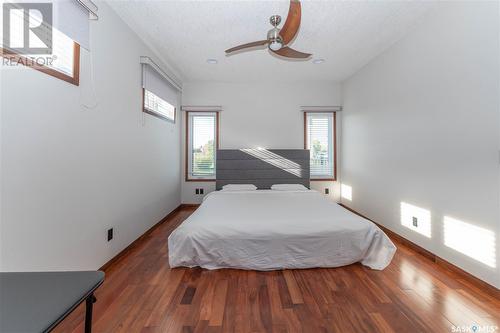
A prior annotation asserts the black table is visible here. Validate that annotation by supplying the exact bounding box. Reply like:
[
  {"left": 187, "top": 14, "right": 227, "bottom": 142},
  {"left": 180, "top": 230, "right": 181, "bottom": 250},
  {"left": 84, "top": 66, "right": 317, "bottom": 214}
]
[{"left": 0, "top": 271, "right": 105, "bottom": 333}]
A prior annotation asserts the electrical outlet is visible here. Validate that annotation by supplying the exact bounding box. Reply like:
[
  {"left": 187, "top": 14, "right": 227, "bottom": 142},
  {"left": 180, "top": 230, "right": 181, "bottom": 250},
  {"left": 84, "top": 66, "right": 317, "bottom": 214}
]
[
  {"left": 324, "top": 188, "right": 329, "bottom": 195},
  {"left": 200, "top": 188, "right": 204, "bottom": 195},
  {"left": 195, "top": 189, "right": 199, "bottom": 194},
  {"left": 412, "top": 217, "right": 418, "bottom": 227},
  {"left": 107, "top": 228, "right": 113, "bottom": 241}
]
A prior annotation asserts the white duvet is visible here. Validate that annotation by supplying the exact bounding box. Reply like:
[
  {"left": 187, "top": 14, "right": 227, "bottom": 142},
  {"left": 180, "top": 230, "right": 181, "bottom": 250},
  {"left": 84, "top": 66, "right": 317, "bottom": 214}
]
[{"left": 168, "top": 190, "right": 396, "bottom": 270}]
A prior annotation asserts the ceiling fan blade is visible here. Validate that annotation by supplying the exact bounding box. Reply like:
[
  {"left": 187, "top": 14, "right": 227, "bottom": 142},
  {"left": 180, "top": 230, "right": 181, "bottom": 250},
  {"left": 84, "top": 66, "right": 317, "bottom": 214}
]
[
  {"left": 225, "top": 40, "right": 269, "bottom": 54},
  {"left": 272, "top": 47, "right": 311, "bottom": 59},
  {"left": 280, "top": 0, "right": 301, "bottom": 45}
]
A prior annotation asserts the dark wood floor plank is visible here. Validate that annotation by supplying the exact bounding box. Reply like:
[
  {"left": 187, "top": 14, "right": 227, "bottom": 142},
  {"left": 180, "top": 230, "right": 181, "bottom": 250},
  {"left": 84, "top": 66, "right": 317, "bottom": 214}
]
[
  {"left": 258, "top": 284, "right": 273, "bottom": 332},
  {"left": 376, "top": 303, "right": 418, "bottom": 333},
  {"left": 52, "top": 207, "right": 499, "bottom": 333},
  {"left": 369, "top": 312, "right": 395, "bottom": 333},
  {"left": 181, "top": 287, "right": 197, "bottom": 305},
  {"left": 143, "top": 268, "right": 185, "bottom": 328},
  {"left": 276, "top": 271, "right": 294, "bottom": 309},
  {"left": 282, "top": 270, "right": 304, "bottom": 305},
  {"left": 272, "top": 271, "right": 306, "bottom": 332},
  {"left": 208, "top": 278, "right": 228, "bottom": 327},
  {"left": 221, "top": 271, "right": 240, "bottom": 333},
  {"left": 247, "top": 271, "right": 265, "bottom": 332},
  {"left": 199, "top": 273, "right": 216, "bottom": 322},
  {"left": 232, "top": 272, "right": 251, "bottom": 333}
]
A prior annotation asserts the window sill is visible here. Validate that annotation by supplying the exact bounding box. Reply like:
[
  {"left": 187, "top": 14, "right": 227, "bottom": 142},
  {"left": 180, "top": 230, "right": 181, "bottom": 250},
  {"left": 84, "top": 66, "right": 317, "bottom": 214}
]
[
  {"left": 143, "top": 107, "right": 175, "bottom": 123},
  {"left": 311, "top": 178, "right": 337, "bottom": 182},
  {"left": 0, "top": 45, "right": 80, "bottom": 86},
  {"left": 185, "top": 178, "right": 216, "bottom": 182}
]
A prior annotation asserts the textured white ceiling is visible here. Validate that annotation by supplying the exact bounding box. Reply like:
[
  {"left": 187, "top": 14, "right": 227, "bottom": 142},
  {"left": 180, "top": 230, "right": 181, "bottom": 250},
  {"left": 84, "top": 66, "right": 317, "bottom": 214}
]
[{"left": 107, "top": 0, "right": 436, "bottom": 83}]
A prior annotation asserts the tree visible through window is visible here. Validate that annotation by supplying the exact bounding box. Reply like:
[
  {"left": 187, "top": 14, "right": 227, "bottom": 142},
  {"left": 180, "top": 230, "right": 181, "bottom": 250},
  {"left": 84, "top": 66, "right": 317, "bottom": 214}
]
[
  {"left": 305, "top": 112, "right": 336, "bottom": 180},
  {"left": 187, "top": 112, "right": 219, "bottom": 180}
]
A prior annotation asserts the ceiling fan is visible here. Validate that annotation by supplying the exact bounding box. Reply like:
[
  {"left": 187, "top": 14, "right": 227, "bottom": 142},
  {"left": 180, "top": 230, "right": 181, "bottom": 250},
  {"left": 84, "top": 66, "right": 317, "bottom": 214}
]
[{"left": 225, "top": 0, "right": 311, "bottom": 59}]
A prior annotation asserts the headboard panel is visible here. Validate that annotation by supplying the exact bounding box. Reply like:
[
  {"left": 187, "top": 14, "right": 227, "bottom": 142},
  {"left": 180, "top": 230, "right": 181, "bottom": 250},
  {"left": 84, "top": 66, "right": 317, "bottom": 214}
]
[{"left": 216, "top": 149, "right": 310, "bottom": 190}]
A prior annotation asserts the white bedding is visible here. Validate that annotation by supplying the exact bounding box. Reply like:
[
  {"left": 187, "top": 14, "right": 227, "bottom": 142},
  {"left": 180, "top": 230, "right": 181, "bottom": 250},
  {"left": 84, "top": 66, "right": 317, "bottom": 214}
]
[{"left": 168, "top": 190, "right": 396, "bottom": 270}]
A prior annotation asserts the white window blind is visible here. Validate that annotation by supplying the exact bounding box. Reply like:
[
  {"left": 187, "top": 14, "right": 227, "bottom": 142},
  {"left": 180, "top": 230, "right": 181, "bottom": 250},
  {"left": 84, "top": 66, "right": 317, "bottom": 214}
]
[
  {"left": 306, "top": 112, "right": 334, "bottom": 179},
  {"left": 188, "top": 112, "right": 217, "bottom": 179},
  {"left": 3, "top": 0, "right": 97, "bottom": 51},
  {"left": 51, "top": 27, "right": 75, "bottom": 76},
  {"left": 144, "top": 90, "right": 175, "bottom": 122},
  {"left": 142, "top": 62, "right": 179, "bottom": 122},
  {"left": 53, "top": 0, "right": 98, "bottom": 50}
]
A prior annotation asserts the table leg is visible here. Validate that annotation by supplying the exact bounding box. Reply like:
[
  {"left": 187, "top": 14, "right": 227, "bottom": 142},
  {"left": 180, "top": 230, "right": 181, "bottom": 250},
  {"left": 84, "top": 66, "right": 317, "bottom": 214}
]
[{"left": 85, "top": 294, "right": 97, "bottom": 333}]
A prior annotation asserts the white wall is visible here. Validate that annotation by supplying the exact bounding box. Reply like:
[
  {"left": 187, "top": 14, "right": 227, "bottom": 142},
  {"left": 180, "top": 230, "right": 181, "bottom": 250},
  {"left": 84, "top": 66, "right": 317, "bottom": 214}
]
[
  {"left": 341, "top": 2, "right": 500, "bottom": 288},
  {"left": 181, "top": 81, "right": 342, "bottom": 204},
  {"left": 0, "top": 2, "right": 182, "bottom": 271}
]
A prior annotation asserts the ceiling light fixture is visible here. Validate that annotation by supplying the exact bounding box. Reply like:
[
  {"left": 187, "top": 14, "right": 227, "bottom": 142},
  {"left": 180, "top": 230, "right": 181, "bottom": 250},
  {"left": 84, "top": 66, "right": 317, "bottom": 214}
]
[
  {"left": 313, "top": 59, "right": 325, "bottom": 64},
  {"left": 206, "top": 59, "right": 218, "bottom": 64},
  {"left": 225, "top": 0, "right": 312, "bottom": 60}
]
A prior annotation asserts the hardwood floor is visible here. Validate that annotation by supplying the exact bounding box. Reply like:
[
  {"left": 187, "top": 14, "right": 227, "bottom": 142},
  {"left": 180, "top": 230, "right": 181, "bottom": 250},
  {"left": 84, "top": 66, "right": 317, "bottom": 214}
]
[{"left": 55, "top": 207, "right": 500, "bottom": 333}]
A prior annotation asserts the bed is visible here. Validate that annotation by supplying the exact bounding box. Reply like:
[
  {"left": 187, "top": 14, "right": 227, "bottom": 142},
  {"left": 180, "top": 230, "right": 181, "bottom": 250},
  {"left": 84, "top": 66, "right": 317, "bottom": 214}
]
[{"left": 168, "top": 149, "right": 396, "bottom": 270}]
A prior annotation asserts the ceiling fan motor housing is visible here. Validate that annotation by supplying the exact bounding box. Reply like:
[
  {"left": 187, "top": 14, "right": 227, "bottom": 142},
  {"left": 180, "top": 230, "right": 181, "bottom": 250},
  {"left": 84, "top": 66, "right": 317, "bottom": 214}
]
[{"left": 267, "top": 27, "right": 283, "bottom": 51}]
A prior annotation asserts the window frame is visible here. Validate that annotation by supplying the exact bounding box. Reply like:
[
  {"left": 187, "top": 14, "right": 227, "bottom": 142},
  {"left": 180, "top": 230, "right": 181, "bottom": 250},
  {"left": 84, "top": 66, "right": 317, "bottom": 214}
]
[
  {"left": 185, "top": 111, "right": 220, "bottom": 182},
  {"left": 303, "top": 111, "right": 337, "bottom": 181},
  {"left": 0, "top": 42, "right": 80, "bottom": 86},
  {"left": 142, "top": 88, "right": 176, "bottom": 123}
]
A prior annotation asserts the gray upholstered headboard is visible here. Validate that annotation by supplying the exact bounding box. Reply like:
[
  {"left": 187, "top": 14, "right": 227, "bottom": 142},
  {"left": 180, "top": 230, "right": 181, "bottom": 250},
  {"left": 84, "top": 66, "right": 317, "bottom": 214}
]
[{"left": 216, "top": 149, "right": 310, "bottom": 190}]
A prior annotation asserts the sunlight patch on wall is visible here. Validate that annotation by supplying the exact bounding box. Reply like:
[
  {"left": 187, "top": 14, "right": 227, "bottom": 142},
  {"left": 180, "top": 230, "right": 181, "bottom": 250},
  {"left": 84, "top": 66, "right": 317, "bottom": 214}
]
[
  {"left": 444, "top": 216, "right": 496, "bottom": 268},
  {"left": 240, "top": 149, "right": 303, "bottom": 177},
  {"left": 341, "top": 184, "right": 352, "bottom": 201},
  {"left": 400, "top": 202, "right": 431, "bottom": 238}
]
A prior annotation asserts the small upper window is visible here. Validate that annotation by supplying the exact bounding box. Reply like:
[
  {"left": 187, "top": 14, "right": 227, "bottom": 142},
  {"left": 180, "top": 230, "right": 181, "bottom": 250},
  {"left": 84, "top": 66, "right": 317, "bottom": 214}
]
[
  {"left": 304, "top": 112, "right": 336, "bottom": 180},
  {"left": 1, "top": 10, "right": 80, "bottom": 85},
  {"left": 143, "top": 89, "right": 176, "bottom": 122},
  {"left": 141, "top": 60, "right": 178, "bottom": 123}
]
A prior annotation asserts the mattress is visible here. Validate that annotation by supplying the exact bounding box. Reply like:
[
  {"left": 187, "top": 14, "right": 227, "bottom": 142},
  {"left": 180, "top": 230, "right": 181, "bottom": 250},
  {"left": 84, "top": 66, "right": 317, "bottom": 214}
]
[{"left": 168, "top": 190, "right": 396, "bottom": 270}]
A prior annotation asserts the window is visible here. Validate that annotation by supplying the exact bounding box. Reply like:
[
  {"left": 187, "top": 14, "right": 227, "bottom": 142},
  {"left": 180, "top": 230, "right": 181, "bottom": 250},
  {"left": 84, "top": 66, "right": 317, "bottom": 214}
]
[
  {"left": 143, "top": 89, "right": 175, "bottom": 122},
  {"left": 186, "top": 112, "right": 219, "bottom": 181},
  {"left": 304, "top": 112, "right": 336, "bottom": 180},
  {"left": 1, "top": 9, "right": 80, "bottom": 85},
  {"left": 49, "top": 28, "right": 78, "bottom": 79},
  {"left": 141, "top": 59, "right": 179, "bottom": 123}
]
